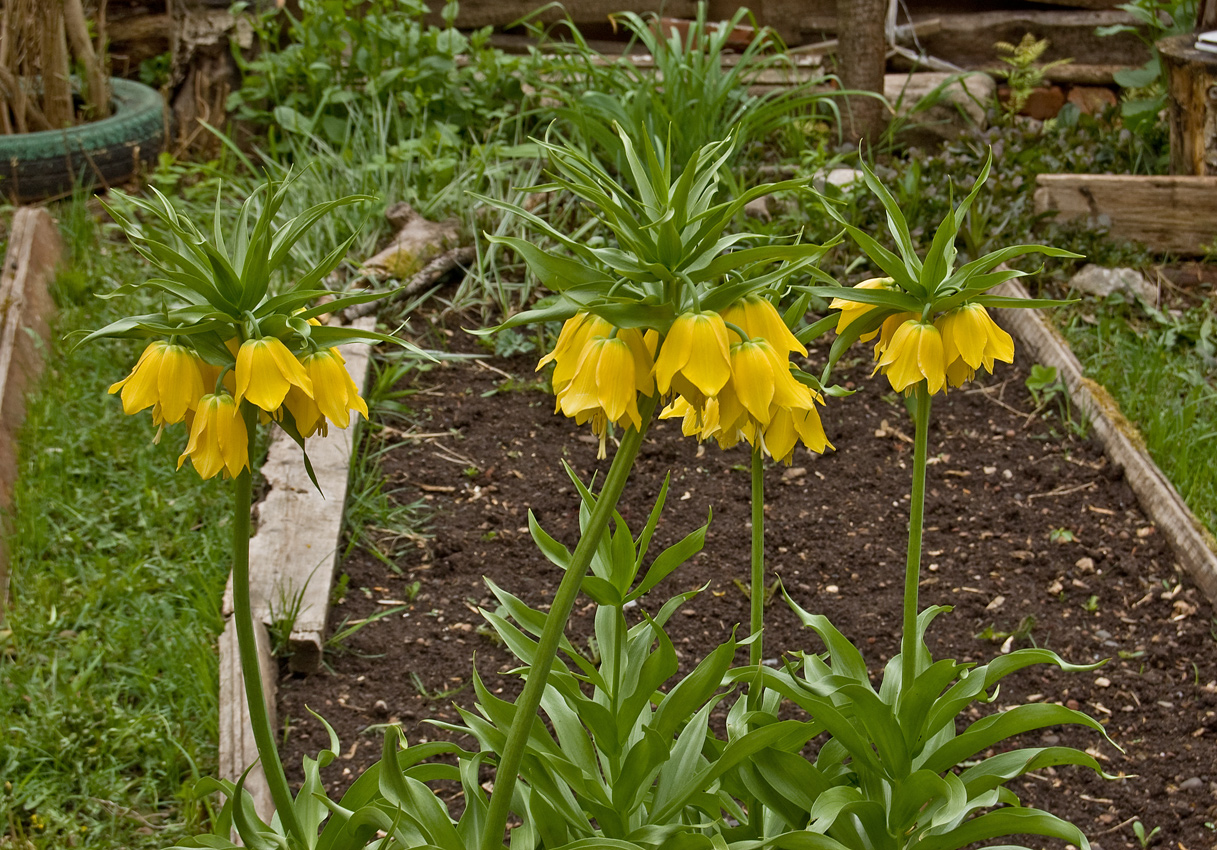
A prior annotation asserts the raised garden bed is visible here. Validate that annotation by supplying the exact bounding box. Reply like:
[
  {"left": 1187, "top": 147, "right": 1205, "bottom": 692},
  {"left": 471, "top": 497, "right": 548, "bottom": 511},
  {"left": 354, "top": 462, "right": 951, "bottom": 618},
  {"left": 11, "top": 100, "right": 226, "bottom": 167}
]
[{"left": 276, "top": 325, "right": 1217, "bottom": 849}]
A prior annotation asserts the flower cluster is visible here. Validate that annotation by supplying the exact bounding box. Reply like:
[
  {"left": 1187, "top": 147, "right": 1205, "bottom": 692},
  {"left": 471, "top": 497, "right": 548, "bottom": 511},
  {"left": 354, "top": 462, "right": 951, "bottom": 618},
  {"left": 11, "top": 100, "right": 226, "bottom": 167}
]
[
  {"left": 539, "top": 297, "right": 830, "bottom": 463},
  {"left": 832, "top": 278, "right": 1015, "bottom": 395},
  {"left": 109, "top": 336, "right": 368, "bottom": 479}
]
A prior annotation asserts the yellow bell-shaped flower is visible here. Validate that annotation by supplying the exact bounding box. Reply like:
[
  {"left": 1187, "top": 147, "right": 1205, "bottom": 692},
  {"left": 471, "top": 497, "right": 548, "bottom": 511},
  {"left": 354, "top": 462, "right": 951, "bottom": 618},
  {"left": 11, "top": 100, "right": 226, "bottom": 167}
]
[
  {"left": 876, "top": 319, "right": 947, "bottom": 394},
  {"left": 537, "top": 312, "right": 614, "bottom": 396},
  {"left": 301, "top": 348, "right": 369, "bottom": 430},
  {"left": 722, "top": 296, "right": 806, "bottom": 356},
  {"left": 177, "top": 393, "right": 249, "bottom": 480},
  {"left": 830, "top": 277, "right": 893, "bottom": 340},
  {"left": 726, "top": 339, "right": 810, "bottom": 427},
  {"left": 654, "top": 311, "right": 731, "bottom": 399},
  {"left": 109, "top": 340, "right": 207, "bottom": 424},
  {"left": 235, "top": 338, "right": 314, "bottom": 413},
  {"left": 937, "top": 303, "right": 1015, "bottom": 374},
  {"left": 762, "top": 401, "right": 832, "bottom": 464},
  {"left": 557, "top": 330, "right": 654, "bottom": 457},
  {"left": 284, "top": 385, "right": 327, "bottom": 437}
]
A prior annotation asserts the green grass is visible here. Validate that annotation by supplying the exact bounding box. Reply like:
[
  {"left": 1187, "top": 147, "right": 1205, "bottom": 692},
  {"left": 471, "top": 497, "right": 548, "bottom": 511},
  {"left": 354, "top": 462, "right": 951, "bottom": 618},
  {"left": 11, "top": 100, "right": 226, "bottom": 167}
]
[
  {"left": 1058, "top": 293, "right": 1217, "bottom": 535},
  {"left": 0, "top": 209, "right": 234, "bottom": 849}
]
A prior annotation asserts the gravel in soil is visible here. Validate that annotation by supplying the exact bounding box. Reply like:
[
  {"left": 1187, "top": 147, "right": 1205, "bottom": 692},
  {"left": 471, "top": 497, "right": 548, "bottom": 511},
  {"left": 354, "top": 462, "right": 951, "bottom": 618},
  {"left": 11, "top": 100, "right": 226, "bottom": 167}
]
[{"left": 278, "top": 330, "right": 1217, "bottom": 850}]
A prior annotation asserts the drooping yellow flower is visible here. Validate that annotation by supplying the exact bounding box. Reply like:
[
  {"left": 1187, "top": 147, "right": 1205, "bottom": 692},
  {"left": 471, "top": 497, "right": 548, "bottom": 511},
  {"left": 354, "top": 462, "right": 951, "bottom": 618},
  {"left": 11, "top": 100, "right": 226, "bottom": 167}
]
[
  {"left": 177, "top": 393, "right": 249, "bottom": 479},
  {"left": 284, "top": 385, "right": 327, "bottom": 437},
  {"left": 537, "top": 313, "right": 614, "bottom": 396},
  {"left": 762, "top": 402, "right": 832, "bottom": 464},
  {"left": 830, "top": 277, "right": 893, "bottom": 340},
  {"left": 300, "top": 348, "right": 369, "bottom": 430},
  {"left": 722, "top": 296, "right": 806, "bottom": 356},
  {"left": 872, "top": 311, "right": 919, "bottom": 359},
  {"left": 937, "top": 303, "right": 1015, "bottom": 375},
  {"left": 659, "top": 395, "right": 706, "bottom": 438},
  {"left": 109, "top": 340, "right": 207, "bottom": 423},
  {"left": 557, "top": 330, "right": 654, "bottom": 458},
  {"left": 876, "top": 319, "right": 947, "bottom": 394},
  {"left": 235, "top": 338, "right": 314, "bottom": 413},
  {"left": 724, "top": 339, "right": 811, "bottom": 427},
  {"left": 654, "top": 311, "right": 731, "bottom": 400}
]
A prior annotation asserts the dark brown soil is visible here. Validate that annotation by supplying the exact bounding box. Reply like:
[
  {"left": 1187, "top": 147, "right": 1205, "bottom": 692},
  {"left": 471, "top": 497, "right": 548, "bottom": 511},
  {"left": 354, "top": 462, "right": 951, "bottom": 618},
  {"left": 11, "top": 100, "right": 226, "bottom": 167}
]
[{"left": 278, "top": 327, "right": 1217, "bottom": 850}]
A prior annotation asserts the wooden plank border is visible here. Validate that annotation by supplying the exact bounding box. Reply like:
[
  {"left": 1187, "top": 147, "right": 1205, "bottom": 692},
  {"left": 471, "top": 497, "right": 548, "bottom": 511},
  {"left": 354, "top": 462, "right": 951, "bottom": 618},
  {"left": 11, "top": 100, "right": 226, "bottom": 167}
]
[
  {"left": 0, "top": 207, "right": 60, "bottom": 617},
  {"left": 994, "top": 279, "right": 1217, "bottom": 604},
  {"left": 1033, "top": 173, "right": 1217, "bottom": 256},
  {"left": 217, "top": 317, "right": 377, "bottom": 828}
]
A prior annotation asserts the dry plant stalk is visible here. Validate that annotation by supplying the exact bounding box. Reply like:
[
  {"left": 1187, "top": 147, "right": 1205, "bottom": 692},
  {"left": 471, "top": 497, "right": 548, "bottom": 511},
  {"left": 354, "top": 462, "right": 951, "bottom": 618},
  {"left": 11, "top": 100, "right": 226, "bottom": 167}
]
[{"left": 0, "top": 0, "right": 110, "bottom": 134}]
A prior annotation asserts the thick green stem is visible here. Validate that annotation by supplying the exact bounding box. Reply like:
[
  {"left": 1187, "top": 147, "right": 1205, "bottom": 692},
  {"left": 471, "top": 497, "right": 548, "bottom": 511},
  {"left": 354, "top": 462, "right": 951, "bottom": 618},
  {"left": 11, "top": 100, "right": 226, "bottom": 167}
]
[
  {"left": 231, "top": 404, "right": 304, "bottom": 844},
  {"left": 479, "top": 395, "right": 658, "bottom": 850},
  {"left": 749, "top": 444, "right": 765, "bottom": 667},
  {"left": 901, "top": 383, "right": 932, "bottom": 696}
]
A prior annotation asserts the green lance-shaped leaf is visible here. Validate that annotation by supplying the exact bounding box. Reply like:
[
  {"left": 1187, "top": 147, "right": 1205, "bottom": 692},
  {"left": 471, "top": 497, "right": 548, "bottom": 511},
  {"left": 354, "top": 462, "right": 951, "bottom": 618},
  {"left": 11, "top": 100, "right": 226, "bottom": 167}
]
[
  {"left": 911, "top": 806, "right": 1090, "bottom": 850},
  {"left": 918, "top": 703, "right": 1109, "bottom": 774}
]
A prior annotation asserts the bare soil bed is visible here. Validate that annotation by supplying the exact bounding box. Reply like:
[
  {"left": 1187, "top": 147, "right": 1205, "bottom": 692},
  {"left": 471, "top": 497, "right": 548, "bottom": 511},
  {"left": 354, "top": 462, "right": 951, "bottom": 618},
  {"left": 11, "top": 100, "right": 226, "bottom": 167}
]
[{"left": 278, "top": 325, "right": 1217, "bottom": 850}]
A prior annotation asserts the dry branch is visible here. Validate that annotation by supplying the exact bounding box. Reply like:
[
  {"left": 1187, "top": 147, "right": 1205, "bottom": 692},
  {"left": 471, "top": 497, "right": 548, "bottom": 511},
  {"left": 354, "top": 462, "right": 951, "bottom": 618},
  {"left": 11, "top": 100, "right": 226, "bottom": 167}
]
[{"left": 343, "top": 246, "right": 475, "bottom": 322}]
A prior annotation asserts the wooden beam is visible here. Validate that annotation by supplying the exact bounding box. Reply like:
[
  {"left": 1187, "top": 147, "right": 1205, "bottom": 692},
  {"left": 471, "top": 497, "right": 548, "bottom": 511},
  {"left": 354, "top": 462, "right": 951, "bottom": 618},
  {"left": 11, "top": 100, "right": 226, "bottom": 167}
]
[
  {"left": 0, "top": 208, "right": 60, "bottom": 618},
  {"left": 222, "top": 317, "right": 376, "bottom": 673},
  {"left": 1033, "top": 173, "right": 1217, "bottom": 255}
]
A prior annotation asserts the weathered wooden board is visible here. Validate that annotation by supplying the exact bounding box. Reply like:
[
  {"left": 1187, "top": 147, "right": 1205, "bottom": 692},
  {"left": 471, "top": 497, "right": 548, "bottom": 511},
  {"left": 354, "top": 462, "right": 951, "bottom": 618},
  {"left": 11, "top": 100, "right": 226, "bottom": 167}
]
[
  {"left": 0, "top": 208, "right": 60, "bottom": 616},
  {"left": 993, "top": 279, "right": 1217, "bottom": 605},
  {"left": 217, "top": 617, "right": 277, "bottom": 829},
  {"left": 917, "top": 10, "right": 1146, "bottom": 68},
  {"left": 1033, "top": 173, "right": 1217, "bottom": 255},
  {"left": 222, "top": 317, "right": 376, "bottom": 673}
]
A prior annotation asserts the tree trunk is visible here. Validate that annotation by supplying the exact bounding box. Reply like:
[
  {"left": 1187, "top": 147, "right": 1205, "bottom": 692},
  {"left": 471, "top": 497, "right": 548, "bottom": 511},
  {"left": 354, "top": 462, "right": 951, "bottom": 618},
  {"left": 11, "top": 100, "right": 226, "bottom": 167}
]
[
  {"left": 167, "top": 0, "right": 245, "bottom": 154},
  {"left": 1198, "top": 0, "right": 1216, "bottom": 31},
  {"left": 63, "top": 0, "right": 110, "bottom": 119},
  {"left": 1159, "top": 33, "right": 1217, "bottom": 175},
  {"left": 837, "top": 0, "right": 888, "bottom": 146},
  {"left": 41, "top": 5, "right": 73, "bottom": 128}
]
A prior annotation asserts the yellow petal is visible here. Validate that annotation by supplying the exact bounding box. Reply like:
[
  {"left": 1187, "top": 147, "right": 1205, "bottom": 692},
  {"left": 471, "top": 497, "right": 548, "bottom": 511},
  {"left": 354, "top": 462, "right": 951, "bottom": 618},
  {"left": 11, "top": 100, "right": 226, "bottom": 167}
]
[{"left": 729, "top": 341, "right": 776, "bottom": 424}]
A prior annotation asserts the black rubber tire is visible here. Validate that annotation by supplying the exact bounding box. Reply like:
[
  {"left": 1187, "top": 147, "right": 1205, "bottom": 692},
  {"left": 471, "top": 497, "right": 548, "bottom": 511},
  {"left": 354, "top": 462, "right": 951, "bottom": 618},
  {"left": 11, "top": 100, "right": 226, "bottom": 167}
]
[{"left": 0, "top": 78, "right": 166, "bottom": 203}]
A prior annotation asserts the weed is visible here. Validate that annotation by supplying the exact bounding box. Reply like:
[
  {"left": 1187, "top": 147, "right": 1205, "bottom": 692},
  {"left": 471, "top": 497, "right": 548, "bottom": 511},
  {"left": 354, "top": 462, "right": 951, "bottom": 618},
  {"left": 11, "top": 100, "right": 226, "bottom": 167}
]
[
  {"left": 992, "top": 34, "right": 1073, "bottom": 120},
  {"left": 1049, "top": 527, "right": 1078, "bottom": 544},
  {"left": 325, "top": 603, "right": 411, "bottom": 657},
  {"left": 409, "top": 671, "right": 469, "bottom": 701},
  {"left": 1132, "top": 819, "right": 1162, "bottom": 847},
  {"left": 1082, "top": 594, "right": 1100, "bottom": 613}
]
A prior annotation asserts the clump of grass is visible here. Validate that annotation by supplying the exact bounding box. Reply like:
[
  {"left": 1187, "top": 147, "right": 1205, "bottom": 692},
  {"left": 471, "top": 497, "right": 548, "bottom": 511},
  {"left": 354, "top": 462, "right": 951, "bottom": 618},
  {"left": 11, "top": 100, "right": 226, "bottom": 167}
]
[
  {"left": 0, "top": 204, "right": 234, "bottom": 849},
  {"left": 1059, "top": 293, "right": 1217, "bottom": 534}
]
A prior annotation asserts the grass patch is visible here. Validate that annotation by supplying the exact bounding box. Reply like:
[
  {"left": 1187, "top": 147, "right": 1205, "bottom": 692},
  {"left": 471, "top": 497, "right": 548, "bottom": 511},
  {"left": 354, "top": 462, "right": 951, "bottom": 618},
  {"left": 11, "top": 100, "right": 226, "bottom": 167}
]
[
  {"left": 0, "top": 209, "right": 235, "bottom": 849},
  {"left": 1058, "top": 293, "right": 1217, "bottom": 535}
]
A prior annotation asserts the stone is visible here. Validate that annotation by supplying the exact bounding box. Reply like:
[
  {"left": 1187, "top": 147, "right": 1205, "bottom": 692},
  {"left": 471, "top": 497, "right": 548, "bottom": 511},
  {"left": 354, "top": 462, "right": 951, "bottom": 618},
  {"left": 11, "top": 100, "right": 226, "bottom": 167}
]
[
  {"left": 1068, "top": 264, "right": 1158, "bottom": 304},
  {"left": 1022, "top": 85, "right": 1066, "bottom": 120},
  {"left": 885, "top": 71, "right": 995, "bottom": 144},
  {"left": 1067, "top": 85, "right": 1118, "bottom": 115},
  {"left": 1179, "top": 776, "right": 1205, "bottom": 791}
]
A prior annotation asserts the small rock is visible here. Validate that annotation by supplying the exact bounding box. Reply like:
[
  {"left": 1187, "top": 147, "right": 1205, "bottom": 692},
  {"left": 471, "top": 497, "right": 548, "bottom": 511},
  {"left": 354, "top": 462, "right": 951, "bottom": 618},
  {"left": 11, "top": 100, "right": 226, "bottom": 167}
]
[
  {"left": 1069, "top": 264, "right": 1157, "bottom": 304},
  {"left": 1002, "top": 469, "right": 1013, "bottom": 480},
  {"left": 373, "top": 699, "right": 389, "bottom": 717},
  {"left": 1066, "top": 85, "right": 1117, "bottom": 115},
  {"left": 1066, "top": 699, "right": 1080, "bottom": 710},
  {"left": 1179, "top": 777, "right": 1204, "bottom": 792},
  {"left": 825, "top": 584, "right": 839, "bottom": 594},
  {"left": 1094, "top": 676, "right": 1111, "bottom": 688},
  {"left": 1095, "top": 629, "right": 1112, "bottom": 640},
  {"left": 1021, "top": 85, "right": 1066, "bottom": 120},
  {"left": 1075, "top": 557, "right": 1096, "bottom": 573},
  {"left": 985, "top": 595, "right": 1006, "bottom": 611},
  {"left": 681, "top": 608, "right": 697, "bottom": 616},
  {"left": 1042, "top": 733, "right": 1061, "bottom": 745}
]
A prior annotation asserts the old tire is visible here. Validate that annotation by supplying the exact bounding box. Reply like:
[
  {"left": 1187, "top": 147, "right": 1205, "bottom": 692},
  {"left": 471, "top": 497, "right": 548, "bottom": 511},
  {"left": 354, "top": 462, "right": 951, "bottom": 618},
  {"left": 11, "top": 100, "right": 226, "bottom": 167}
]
[{"left": 0, "top": 78, "right": 166, "bottom": 203}]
